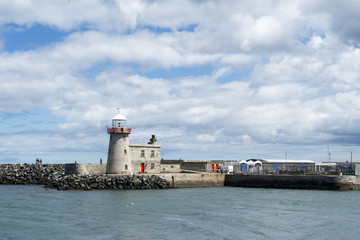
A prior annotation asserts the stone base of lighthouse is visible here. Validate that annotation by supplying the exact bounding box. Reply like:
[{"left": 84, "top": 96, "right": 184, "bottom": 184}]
[{"left": 106, "top": 133, "right": 131, "bottom": 174}]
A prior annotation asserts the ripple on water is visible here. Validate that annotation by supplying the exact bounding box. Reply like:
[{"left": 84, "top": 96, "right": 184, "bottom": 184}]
[{"left": 1, "top": 185, "right": 360, "bottom": 240}]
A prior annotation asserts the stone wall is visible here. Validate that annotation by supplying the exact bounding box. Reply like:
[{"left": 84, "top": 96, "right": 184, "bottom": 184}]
[
  {"left": 160, "top": 160, "right": 181, "bottom": 173},
  {"left": 180, "top": 160, "right": 224, "bottom": 173},
  {"left": 180, "top": 161, "right": 209, "bottom": 172},
  {"left": 65, "top": 163, "right": 106, "bottom": 175},
  {"left": 336, "top": 175, "right": 360, "bottom": 190},
  {"left": 159, "top": 173, "right": 225, "bottom": 188}
]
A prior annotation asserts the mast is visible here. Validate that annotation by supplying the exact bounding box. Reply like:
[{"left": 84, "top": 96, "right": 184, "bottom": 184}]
[{"left": 327, "top": 145, "right": 331, "bottom": 162}]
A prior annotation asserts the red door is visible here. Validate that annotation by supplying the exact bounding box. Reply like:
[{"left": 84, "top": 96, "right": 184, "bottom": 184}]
[
  {"left": 211, "top": 164, "right": 214, "bottom": 172},
  {"left": 141, "top": 163, "right": 144, "bottom": 173}
]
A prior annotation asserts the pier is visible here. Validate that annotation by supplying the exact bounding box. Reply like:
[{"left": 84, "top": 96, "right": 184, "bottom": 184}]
[{"left": 224, "top": 174, "right": 360, "bottom": 190}]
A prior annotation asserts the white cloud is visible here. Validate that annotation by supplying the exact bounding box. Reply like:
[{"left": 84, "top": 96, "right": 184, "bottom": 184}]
[
  {"left": 1, "top": 0, "right": 360, "bottom": 163},
  {"left": 300, "top": 0, "right": 360, "bottom": 45},
  {"left": 0, "top": 0, "right": 127, "bottom": 31}
]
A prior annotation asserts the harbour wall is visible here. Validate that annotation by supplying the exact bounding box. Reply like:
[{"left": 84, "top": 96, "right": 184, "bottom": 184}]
[
  {"left": 65, "top": 163, "right": 106, "bottom": 175},
  {"left": 2, "top": 164, "right": 360, "bottom": 190},
  {"left": 224, "top": 174, "right": 360, "bottom": 190},
  {"left": 159, "top": 173, "right": 225, "bottom": 188}
]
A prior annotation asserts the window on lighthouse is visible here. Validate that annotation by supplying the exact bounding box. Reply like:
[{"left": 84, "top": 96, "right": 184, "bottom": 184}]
[
  {"left": 141, "top": 150, "right": 145, "bottom": 157},
  {"left": 112, "top": 119, "right": 126, "bottom": 128}
]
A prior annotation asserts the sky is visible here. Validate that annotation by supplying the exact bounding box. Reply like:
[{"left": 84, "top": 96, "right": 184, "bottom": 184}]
[{"left": 1, "top": 0, "right": 360, "bottom": 164}]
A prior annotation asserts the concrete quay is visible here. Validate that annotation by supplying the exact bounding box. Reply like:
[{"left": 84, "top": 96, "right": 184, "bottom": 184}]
[
  {"left": 224, "top": 174, "right": 360, "bottom": 190},
  {"left": 158, "top": 173, "right": 225, "bottom": 188}
]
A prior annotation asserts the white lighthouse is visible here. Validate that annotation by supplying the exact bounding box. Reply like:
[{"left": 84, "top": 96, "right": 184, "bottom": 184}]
[{"left": 106, "top": 112, "right": 132, "bottom": 174}]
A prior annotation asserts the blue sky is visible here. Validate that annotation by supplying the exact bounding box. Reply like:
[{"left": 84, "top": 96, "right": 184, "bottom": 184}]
[
  {"left": 2, "top": 24, "right": 69, "bottom": 52},
  {"left": 1, "top": 0, "right": 360, "bottom": 164}
]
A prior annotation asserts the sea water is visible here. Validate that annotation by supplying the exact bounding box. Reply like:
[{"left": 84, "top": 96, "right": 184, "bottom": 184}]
[{"left": 1, "top": 185, "right": 360, "bottom": 240}]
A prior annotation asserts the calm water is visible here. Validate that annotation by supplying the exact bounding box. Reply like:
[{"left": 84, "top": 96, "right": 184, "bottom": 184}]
[{"left": 1, "top": 185, "right": 360, "bottom": 240}]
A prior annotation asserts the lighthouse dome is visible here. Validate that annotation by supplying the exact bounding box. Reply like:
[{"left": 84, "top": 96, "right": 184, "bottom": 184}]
[
  {"left": 112, "top": 113, "right": 126, "bottom": 121},
  {"left": 112, "top": 113, "right": 127, "bottom": 128}
]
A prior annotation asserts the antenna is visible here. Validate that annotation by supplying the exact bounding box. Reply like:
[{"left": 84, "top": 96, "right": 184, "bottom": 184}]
[
  {"left": 327, "top": 145, "right": 331, "bottom": 162},
  {"left": 117, "top": 107, "right": 121, "bottom": 114}
]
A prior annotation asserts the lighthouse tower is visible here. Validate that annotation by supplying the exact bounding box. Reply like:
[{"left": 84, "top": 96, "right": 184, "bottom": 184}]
[{"left": 106, "top": 112, "right": 132, "bottom": 174}]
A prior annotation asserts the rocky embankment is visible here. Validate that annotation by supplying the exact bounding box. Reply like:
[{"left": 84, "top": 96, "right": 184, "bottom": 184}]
[
  {"left": 44, "top": 174, "right": 172, "bottom": 190},
  {"left": 0, "top": 164, "right": 65, "bottom": 185},
  {"left": 0, "top": 164, "right": 172, "bottom": 190}
]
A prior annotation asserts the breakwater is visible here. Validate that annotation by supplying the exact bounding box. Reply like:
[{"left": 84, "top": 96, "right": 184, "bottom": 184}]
[
  {"left": 225, "top": 174, "right": 360, "bottom": 190},
  {"left": 0, "top": 164, "right": 65, "bottom": 185},
  {"left": 0, "top": 164, "right": 172, "bottom": 190},
  {"left": 2, "top": 164, "right": 360, "bottom": 190},
  {"left": 44, "top": 174, "right": 172, "bottom": 190}
]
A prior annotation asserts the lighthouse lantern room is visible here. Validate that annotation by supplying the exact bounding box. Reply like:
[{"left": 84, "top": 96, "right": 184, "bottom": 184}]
[{"left": 107, "top": 112, "right": 132, "bottom": 134}]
